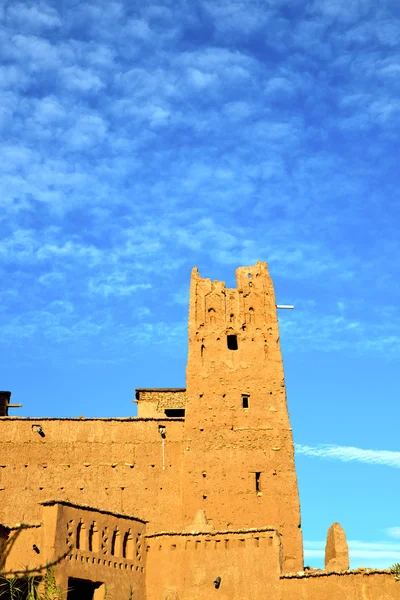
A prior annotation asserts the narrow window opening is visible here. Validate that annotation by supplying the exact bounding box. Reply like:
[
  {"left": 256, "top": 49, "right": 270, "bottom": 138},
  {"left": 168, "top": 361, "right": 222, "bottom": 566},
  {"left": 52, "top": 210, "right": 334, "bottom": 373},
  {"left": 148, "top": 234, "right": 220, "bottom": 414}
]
[
  {"left": 111, "top": 529, "right": 120, "bottom": 557},
  {"left": 255, "top": 472, "right": 261, "bottom": 493},
  {"left": 242, "top": 395, "right": 249, "bottom": 409},
  {"left": 164, "top": 408, "right": 185, "bottom": 418},
  {"left": 76, "top": 521, "right": 87, "bottom": 551},
  {"left": 227, "top": 334, "right": 238, "bottom": 350},
  {"left": 88, "top": 522, "right": 99, "bottom": 552},
  {"left": 122, "top": 530, "right": 133, "bottom": 559},
  {"left": 201, "top": 344, "right": 205, "bottom": 358}
]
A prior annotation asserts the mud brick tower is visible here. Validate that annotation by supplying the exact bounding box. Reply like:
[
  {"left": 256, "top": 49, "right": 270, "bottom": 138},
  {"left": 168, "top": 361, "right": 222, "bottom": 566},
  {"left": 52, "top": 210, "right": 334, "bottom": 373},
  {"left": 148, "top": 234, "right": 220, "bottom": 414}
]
[{"left": 184, "top": 261, "right": 303, "bottom": 572}]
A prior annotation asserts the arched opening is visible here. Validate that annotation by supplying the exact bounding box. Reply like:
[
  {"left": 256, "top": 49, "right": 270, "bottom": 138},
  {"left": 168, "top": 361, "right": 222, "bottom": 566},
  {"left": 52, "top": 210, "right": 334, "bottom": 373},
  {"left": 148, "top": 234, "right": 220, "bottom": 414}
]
[
  {"left": 76, "top": 521, "right": 87, "bottom": 551},
  {"left": 208, "top": 308, "right": 216, "bottom": 324},
  {"left": 246, "top": 307, "right": 254, "bottom": 323},
  {"left": 89, "top": 522, "right": 99, "bottom": 552},
  {"left": 111, "top": 528, "right": 121, "bottom": 557},
  {"left": 122, "top": 530, "right": 134, "bottom": 560}
]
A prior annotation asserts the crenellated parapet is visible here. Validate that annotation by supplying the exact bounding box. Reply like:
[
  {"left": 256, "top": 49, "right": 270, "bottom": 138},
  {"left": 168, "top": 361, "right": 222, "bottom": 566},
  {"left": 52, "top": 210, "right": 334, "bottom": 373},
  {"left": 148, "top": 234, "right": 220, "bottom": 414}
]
[{"left": 188, "top": 260, "right": 278, "bottom": 339}]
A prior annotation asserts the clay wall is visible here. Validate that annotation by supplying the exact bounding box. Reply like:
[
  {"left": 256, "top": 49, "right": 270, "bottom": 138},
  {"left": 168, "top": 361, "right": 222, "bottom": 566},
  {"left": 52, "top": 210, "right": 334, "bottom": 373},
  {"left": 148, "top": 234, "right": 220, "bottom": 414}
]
[
  {"left": 136, "top": 389, "right": 187, "bottom": 418},
  {"left": 3, "top": 502, "right": 146, "bottom": 597},
  {"left": 280, "top": 570, "right": 399, "bottom": 600},
  {"left": 1, "top": 524, "right": 43, "bottom": 575},
  {"left": 0, "top": 418, "right": 184, "bottom": 533},
  {"left": 50, "top": 502, "right": 146, "bottom": 599},
  {"left": 145, "top": 528, "right": 282, "bottom": 600},
  {"left": 183, "top": 262, "right": 303, "bottom": 572}
]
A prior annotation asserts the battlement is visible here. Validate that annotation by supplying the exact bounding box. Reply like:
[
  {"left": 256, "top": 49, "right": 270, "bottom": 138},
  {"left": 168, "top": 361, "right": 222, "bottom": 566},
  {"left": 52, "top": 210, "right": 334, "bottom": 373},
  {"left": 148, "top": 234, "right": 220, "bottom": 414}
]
[{"left": 188, "top": 260, "right": 277, "bottom": 336}]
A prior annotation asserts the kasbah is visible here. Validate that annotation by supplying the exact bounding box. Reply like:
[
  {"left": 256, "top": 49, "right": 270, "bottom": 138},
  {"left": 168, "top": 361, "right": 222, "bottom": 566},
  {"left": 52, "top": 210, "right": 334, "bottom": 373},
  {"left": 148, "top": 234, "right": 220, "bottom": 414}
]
[{"left": 0, "top": 262, "right": 398, "bottom": 599}]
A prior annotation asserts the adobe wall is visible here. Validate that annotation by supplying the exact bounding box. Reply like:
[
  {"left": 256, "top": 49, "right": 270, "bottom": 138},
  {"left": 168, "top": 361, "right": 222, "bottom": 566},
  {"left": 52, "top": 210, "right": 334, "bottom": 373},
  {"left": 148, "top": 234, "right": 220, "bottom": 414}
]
[
  {"left": 145, "top": 528, "right": 282, "bottom": 600},
  {"left": 183, "top": 262, "right": 303, "bottom": 572},
  {"left": 50, "top": 502, "right": 146, "bottom": 599},
  {"left": 280, "top": 570, "right": 399, "bottom": 600},
  {"left": 0, "top": 418, "right": 184, "bottom": 533},
  {"left": 136, "top": 389, "right": 187, "bottom": 418},
  {"left": 2, "top": 502, "right": 146, "bottom": 597},
  {"left": 0, "top": 524, "right": 43, "bottom": 575}
]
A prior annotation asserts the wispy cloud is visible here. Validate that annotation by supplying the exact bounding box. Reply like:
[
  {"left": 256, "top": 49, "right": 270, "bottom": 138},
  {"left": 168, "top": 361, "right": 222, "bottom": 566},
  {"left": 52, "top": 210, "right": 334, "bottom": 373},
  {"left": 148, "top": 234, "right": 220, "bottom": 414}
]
[
  {"left": 296, "top": 444, "right": 400, "bottom": 469},
  {"left": 304, "top": 539, "right": 400, "bottom": 569},
  {"left": 1, "top": 0, "right": 400, "bottom": 368},
  {"left": 385, "top": 527, "right": 400, "bottom": 539}
]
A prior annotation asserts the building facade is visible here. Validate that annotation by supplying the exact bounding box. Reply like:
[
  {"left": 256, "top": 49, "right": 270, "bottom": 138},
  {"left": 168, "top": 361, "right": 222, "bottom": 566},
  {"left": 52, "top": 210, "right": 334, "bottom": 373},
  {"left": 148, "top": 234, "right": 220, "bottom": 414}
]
[{"left": 0, "top": 262, "right": 398, "bottom": 599}]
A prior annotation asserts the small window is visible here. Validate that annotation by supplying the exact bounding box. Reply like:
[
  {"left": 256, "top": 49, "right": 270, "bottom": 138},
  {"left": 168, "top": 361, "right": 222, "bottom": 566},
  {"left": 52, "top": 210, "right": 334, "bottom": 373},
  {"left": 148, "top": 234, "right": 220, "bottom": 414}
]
[
  {"left": 164, "top": 409, "right": 185, "bottom": 418},
  {"left": 227, "top": 334, "right": 238, "bottom": 350},
  {"left": 242, "top": 395, "right": 249, "bottom": 409},
  {"left": 255, "top": 472, "right": 261, "bottom": 493}
]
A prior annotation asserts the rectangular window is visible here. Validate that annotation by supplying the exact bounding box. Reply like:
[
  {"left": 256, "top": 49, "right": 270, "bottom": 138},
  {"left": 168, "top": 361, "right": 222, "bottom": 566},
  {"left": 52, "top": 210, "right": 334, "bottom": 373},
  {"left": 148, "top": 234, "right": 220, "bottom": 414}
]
[
  {"left": 164, "top": 409, "right": 185, "bottom": 418},
  {"left": 242, "top": 394, "right": 249, "bottom": 409},
  {"left": 255, "top": 472, "right": 261, "bottom": 493},
  {"left": 227, "top": 334, "right": 238, "bottom": 350}
]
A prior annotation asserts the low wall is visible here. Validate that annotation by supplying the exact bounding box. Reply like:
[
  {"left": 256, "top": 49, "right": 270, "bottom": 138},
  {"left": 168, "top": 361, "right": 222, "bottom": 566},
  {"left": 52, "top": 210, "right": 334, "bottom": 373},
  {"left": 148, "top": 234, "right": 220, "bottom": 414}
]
[
  {"left": 281, "top": 569, "right": 399, "bottom": 599},
  {"left": 145, "top": 527, "right": 282, "bottom": 600}
]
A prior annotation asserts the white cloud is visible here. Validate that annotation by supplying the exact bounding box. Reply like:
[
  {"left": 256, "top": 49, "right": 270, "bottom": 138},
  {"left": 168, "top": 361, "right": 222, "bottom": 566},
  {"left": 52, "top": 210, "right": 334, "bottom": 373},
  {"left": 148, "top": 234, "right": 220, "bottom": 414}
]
[
  {"left": 203, "top": 0, "right": 272, "bottom": 35},
  {"left": 304, "top": 539, "right": 400, "bottom": 569},
  {"left": 296, "top": 444, "right": 400, "bottom": 469},
  {"left": 61, "top": 66, "right": 105, "bottom": 93},
  {"left": 7, "top": 2, "right": 62, "bottom": 31},
  {"left": 385, "top": 527, "right": 400, "bottom": 539},
  {"left": 88, "top": 277, "right": 151, "bottom": 298}
]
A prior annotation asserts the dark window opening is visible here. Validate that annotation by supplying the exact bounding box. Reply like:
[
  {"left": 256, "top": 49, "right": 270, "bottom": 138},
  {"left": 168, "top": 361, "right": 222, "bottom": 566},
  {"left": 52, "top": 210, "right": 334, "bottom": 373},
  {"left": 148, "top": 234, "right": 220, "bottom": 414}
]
[
  {"left": 164, "top": 408, "right": 185, "bottom": 418},
  {"left": 242, "top": 395, "right": 249, "bottom": 409},
  {"left": 227, "top": 334, "right": 238, "bottom": 350},
  {"left": 123, "top": 531, "right": 133, "bottom": 559},
  {"left": 255, "top": 472, "right": 261, "bottom": 493},
  {"left": 111, "top": 529, "right": 120, "bottom": 556},
  {"left": 88, "top": 523, "right": 99, "bottom": 552},
  {"left": 76, "top": 521, "right": 85, "bottom": 550}
]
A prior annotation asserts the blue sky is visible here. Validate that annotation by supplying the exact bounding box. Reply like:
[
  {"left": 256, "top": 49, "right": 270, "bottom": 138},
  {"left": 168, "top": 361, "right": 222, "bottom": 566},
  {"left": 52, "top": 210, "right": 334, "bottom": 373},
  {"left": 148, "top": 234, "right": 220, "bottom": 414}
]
[{"left": 2, "top": 0, "right": 400, "bottom": 570}]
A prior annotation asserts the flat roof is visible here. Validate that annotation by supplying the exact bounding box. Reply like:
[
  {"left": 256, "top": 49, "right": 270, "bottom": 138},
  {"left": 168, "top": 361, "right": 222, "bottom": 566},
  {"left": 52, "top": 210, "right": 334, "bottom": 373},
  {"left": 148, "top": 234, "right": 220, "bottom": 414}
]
[
  {"left": 135, "top": 388, "right": 186, "bottom": 392},
  {"left": 41, "top": 500, "right": 147, "bottom": 523},
  {"left": 0, "top": 417, "right": 185, "bottom": 422}
]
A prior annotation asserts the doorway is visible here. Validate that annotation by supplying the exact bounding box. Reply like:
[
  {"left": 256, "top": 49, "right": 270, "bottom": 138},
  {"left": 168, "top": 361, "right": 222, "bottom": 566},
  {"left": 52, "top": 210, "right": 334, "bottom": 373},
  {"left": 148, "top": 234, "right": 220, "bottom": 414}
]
[{"left": 67, "top": 577, "right": 105, "bottom": 600}]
